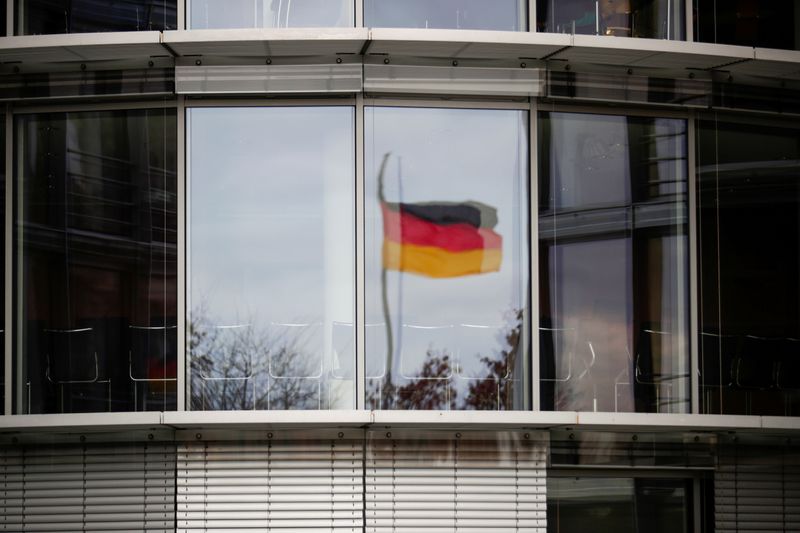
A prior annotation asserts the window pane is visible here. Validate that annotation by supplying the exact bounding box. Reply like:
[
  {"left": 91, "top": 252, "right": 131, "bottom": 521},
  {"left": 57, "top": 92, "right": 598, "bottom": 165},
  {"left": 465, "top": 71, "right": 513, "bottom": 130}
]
[
  {"left": 695, "top": 0, "right": 800, "bottom": 50},
  {"left": 18, "top": 0, "right": 176, "bottom": 34},
  {"left": 539, "top": 112, "right": 689, "bottom": 414},
  {"left": 189, "top": 107, "right": 354, "bottom": 411},
  {"left": 16, "top": 109, "right": 177, "bottom": 414},
  {"left": 188, "top": 0, "right": 353, "bottom": 29},
  {"left": 547, "top": 477, "right": 690, "bottom": 533},
  {"left": 697, "top": 116, "right": 800, "bottom": 416},
  {"left": 0, "top": 117, "right": 4, "bottom": 408},
  {"left": 536, "top": 0, "right": 684, "bottom": 39},
  {"left": 365, "top": 0, "right": 524, "bottom": 30},
  {"left": 365, "top": 107, "right": 529, "bottom": 410}
]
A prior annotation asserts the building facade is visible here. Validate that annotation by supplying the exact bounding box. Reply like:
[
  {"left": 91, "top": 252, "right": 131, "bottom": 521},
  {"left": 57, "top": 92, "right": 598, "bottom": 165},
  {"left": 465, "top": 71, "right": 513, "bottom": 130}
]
[{"left": 0, "top": 1, "right": 799, "bottom": 531}]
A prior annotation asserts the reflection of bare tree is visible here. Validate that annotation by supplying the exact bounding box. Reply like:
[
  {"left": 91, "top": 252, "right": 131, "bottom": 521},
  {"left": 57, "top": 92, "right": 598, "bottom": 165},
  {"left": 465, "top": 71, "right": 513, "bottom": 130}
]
[
  {"left": 462, "top": 309, "right": 522, "bottom": 410},
  {"left": 366, "top": 351, "right": 456, "bottom": 410},
  {"left": 395, "top": 350, "right": 456, "bottom": 410},
  {"left": 189, "top": 304, "right": 333, "bottom": 410},
  {"left": 367, "top": 309, "right": 523, "bottom": 411}
]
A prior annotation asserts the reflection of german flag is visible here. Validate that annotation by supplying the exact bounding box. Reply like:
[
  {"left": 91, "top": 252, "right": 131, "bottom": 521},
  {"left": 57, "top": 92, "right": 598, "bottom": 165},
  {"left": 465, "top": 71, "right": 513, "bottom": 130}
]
[{"left": 382, "top": 200, "right": 502, "bottom": 278}]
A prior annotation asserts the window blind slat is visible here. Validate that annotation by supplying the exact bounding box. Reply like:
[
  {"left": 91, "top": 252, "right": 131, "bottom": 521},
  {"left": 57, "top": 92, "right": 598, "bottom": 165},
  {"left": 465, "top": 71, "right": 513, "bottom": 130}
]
[
  {"left": 366, "top": 433, "right": 547, "bottom": 533},
  {"left": 177, "top": 440, "right": 363, "bottom": 532},
  {"left": 0, "top": 443, "right": 175, "bottom": 533}
]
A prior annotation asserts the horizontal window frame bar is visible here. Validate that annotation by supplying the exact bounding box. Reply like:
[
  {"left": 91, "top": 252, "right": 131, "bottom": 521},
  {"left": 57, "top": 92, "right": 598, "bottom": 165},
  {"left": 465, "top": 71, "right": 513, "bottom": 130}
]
[{"left": 1, "top": 410, "right": 797, "bottom": 434}]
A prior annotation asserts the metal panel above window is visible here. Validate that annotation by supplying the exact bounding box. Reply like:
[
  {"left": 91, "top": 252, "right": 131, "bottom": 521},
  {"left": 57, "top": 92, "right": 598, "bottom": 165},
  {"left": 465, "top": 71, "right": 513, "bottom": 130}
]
[
  {"left": 363, "top": 63, "right": 543, "bottom": 97},
  {"left": 175, "top": 63, "right": 362, "bottom": 95},
  {"left": 0, "top": 68, "right": 175, "bottom": 101}
]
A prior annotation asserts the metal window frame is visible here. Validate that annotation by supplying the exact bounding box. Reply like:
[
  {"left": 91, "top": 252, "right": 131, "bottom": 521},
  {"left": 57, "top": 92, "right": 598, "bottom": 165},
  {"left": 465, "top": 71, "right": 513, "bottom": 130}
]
[
  {"left": 535, "top": 101, "right": 694, "bottom": 416},
  {"left": 7, "top": 98, "right": 181, "bottom": 415},
  {"left": 3, "top": 107, "right": 10, "bottom": 416},
  {"left": 0, "top": 83, "right": 793, "bottom": 427},
  {"left": 362, "top": 97, "right": 534, "bottom": 411},
  {"left": 0, "top": 95, "right": 708, "bottom": 420},
  {"left": 182, "top": 97, "right": 358, "bottom": 411}
]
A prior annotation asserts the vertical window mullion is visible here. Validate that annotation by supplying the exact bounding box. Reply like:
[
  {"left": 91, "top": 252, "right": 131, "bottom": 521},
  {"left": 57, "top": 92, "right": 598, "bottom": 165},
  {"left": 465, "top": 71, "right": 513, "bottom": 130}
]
[
  {"left": 177, "top": 97, "right": 187, "bottom": 412},
  {"left": 4, "top": 107, "right": 11, "bottom": 416},
  {"left": 530, "top": 99, "right": 539, "bottom": 412},
  {"left": 687, "top": 111, "right": 700, "bottom": 415},
  {"left": 356, "top": 95, "right": 366, "bottom": 410}
]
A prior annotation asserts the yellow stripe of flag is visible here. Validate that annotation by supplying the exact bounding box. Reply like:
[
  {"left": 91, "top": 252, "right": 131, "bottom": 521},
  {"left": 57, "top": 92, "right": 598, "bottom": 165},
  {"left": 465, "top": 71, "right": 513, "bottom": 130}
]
[{"left": 382, "top": 240, "right": 501, "bottom": 278}]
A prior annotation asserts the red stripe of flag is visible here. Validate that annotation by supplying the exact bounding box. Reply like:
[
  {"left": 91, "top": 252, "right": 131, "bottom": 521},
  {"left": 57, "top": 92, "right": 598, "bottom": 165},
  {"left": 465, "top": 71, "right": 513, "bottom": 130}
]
[{"left": 381, "top": 203, "right": 501, "bottom": 253}]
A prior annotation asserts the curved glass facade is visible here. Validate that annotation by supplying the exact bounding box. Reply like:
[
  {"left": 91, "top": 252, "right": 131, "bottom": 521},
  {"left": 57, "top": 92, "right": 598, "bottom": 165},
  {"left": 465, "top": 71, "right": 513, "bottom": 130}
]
[{"left": 3, "top": 5, "right": 800, "bottom": 533}]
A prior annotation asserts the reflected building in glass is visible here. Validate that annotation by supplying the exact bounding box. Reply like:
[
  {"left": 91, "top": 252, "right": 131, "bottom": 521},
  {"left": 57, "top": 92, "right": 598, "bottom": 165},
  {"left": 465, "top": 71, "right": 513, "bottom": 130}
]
[{"left": 0, "top": 2, "right": 799, "bottom": 533}]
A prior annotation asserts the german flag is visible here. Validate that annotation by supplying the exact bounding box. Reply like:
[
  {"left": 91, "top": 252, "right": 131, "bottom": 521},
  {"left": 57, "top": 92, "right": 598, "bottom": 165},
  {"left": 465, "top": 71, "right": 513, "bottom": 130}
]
[{"left": 382, "top": 199, "right": 502, "bottom": 278}]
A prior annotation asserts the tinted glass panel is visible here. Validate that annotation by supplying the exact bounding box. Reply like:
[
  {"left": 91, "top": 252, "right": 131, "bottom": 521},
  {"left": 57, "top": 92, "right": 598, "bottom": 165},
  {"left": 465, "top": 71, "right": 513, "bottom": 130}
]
[
  {"left": 695, "top": 0, "right": 800, "bottom": 50},
  {"left": 19, "top": 0, "right": 176, "bottom": 34},
  {"left": 537, "top": 0, "right": 684, "bottom": 39},
  {"left": 539, "top": 112, "right": 689, "bottom": 414},
  {"left": 548, "top": 477, "right": 691, "bottom": 533},
  {"left": 189, "top": 107, "right": 354, "bottom": 410},
  {"left": 697, "top": 116, "right": 800, "bottom": 416},
  {"left": 0, "top": 69, "right": 174, "bottom": 101},
  {"left": 0, "top": 118, "right": 4, "bottom": 408},
  {"left": 188, "top": 0, "right": 352, "bottom": 29},
  {"left": 16, "top": 109, "right": 177, "bottom": 414},
  {"left": 365, "top": 107, "right": 529, "bottom": 410},
  {"left": 365, "top": 0, "right": 524, "bottom": 30}
]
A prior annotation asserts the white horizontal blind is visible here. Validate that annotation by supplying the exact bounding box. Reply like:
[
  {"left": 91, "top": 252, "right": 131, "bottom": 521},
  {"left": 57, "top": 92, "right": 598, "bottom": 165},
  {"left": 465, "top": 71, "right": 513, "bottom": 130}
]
[
  {"left": 715, "top": 444, "right": 800, "bottom": 532},
  {"left": 366, "top": 432, "right": 547, "bottom": 533},
  {"left": 177, "top": 438, "right": 363, "bottom": 532},
  {"left": 0, "top": 443, "right": 175, "bottom": 532}
]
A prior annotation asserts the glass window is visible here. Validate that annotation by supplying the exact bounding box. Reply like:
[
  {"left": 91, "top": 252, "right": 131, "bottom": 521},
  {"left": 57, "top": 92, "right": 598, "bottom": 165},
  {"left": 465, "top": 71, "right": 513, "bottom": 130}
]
[
  {"left": 188, "top": 0, "right": 353, "bottom": 29},
  {"left": 18, "top": 0, "right": 176, "bottom": 34},
  {"left": 539, "top": 111, "right": 689, "bottom": 414},
  {"left": 365, "top": 0, "right": 525, "bottom": 30},
  {"left": 536, "top": 0, "right": 684, "bottom": 39},
  {"left": 0, "top": 116, "right": 4, "bottom": 408},
  {"left": 365, "top": 107, "right": 529, "bottom": 410},
  {"left": 15, "top": 109, "right": 177, "bottom": 414},
  {"left": 548, "top": 477, "right": 691, "bottom": 533},
  {"left": 697, "top": 116, "right": 800, "bottom": 416},
  {"left": 694, "top": 0, "right": 800, "bottom": 50},
  {"left": 188, "top": 107, "right": 354, "bottom": 410},
  {"left": 17, "top": 0, "right": 177, "bottom": 35}
]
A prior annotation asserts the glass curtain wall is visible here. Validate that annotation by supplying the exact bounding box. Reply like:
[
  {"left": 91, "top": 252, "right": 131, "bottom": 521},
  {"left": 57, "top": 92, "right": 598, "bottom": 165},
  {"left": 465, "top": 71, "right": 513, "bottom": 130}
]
[
  {"left": 15, "top": 109, "right": 177, "bottom": 414},
  {"left": 694, "top": 0, "right": 800, "bottom": 50},
  {"left": 0, "top": 117, "right": 4, "bottom": 408},
  {"left": 188, "top": 107, "right": 354, "bottom": 411},
  {"left": 365, "top": 0, "right": 525, "bottom": 30},
  {"left": 17, "top": 0, "right": 176, "bottom": 34},
  {"left": 539, "top": 111, "right": 689, "bottom": 414},
  {"left": 365, "top": 106, "right": 529, "bottom": 410},
  {"left": 536, "top": 0, "right": 684, "bottom": 39},
  {"left": 697, "top": 115, "right": 800, "bottom": 416},
  {"left": 187, "top": 0, "right": 353, "bottom": 29}
]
